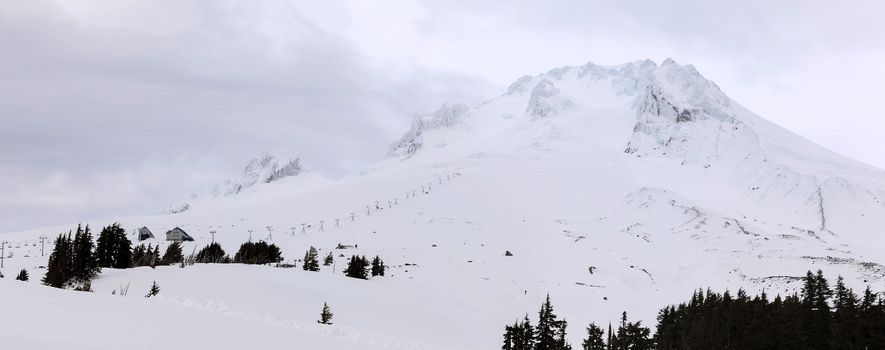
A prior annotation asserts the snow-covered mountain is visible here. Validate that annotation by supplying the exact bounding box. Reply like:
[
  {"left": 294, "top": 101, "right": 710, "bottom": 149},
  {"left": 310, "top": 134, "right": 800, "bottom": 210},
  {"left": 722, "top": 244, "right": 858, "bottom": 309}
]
[
  {"left": 210, "top": 152, "right": 307, "bottom": 197},
  {"left": 387, "top": 103, "right": 470, "bottom": 158},
  {"left": 168, "top": 152, "right": 330, "bottom": 213},
  {"left": 4, "top": 59, "right": 885, "bottom": 350},
  {"left": 384, "top": 58, "right": 885, "bottom": 249}
]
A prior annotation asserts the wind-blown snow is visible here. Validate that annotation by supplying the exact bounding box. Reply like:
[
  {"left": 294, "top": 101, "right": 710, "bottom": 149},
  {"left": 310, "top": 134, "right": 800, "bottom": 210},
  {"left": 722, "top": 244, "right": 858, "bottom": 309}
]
[{"left": 168, "top": 152, "right": 330, "bottom": 214}]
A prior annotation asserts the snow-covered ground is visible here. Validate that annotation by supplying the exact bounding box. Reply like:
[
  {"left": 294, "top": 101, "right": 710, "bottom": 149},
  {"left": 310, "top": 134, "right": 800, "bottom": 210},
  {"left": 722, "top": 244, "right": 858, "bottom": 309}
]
[{"left": 2, "top": 58, "right": 885, "bottom": 349}]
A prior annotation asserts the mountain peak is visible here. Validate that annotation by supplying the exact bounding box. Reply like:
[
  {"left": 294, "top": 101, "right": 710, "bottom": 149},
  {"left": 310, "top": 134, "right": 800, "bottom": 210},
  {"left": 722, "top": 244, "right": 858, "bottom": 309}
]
[
  {"left": 383, "top": 59, "right": 885, "bottom": 237},
  {"left": 386, "top": 103, "right": 469, "bottom": 159},
  {"left": 213, "top": 152, "right": 305, "bottom": 197},
  {"left": 168, "top": 152, "right": 308, "bottom": 213}
]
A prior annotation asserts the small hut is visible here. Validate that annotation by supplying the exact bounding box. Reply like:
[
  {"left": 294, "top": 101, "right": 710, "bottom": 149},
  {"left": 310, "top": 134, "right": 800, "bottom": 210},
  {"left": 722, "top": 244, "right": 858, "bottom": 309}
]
[
  {"left": 165, "top": 227, "right": 194, "bottom": 242},
  {"left": 137, "top": 227, "right": 155, "bottom": 241}
]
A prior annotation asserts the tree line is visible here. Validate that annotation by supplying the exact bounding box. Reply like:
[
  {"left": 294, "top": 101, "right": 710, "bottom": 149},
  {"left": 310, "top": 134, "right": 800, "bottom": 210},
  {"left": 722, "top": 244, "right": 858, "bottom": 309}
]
[
  {"left": 41, "top": 224, "right": 388, "bottom": 290},
  {"left": 42, "top": 224, "right": 189, "bottom": 289},
  {"left": 502, "top": 295, "right": 651, "bottom": 350},
  {"left": 503, "top": 270, "right": 885, "bottom": 350},
  {"left": 656, "top": 270, "right": 885, "bottom": 350}
]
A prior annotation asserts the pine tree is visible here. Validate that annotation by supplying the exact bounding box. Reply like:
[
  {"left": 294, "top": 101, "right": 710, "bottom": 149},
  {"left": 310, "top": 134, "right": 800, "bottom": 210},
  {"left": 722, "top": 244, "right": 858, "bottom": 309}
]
[
  {"left": 344, "top": 255, "right": 369, "bottom": 279},
  {"left": 582, "top": 323, "right": 606, "bottom": 350},
  {"left": 71, "top": 224, "right": 99, "bottom": 282},
  {"left": 42, "top": 233, "right": 73, "bottom": 288},
  {"left": 195, "top": 242, "right": 228, "bottom": 263},
  {"left": 649, "top": 279, "right": 877, "bottom": 350},
  {"left": 519, "top": 314, "right": 536, "bottom": 350},
  {"left": 504, "top": 314, "right": 535, "bottom": 350},
  {"left": 318, "top": 302, "right": 333, "bottom": 325},
  {"left": 832, "top": 276, "right": 860, "bottom": 350},
  {"left": 161, "top": 242, "right": 183, "bottom": 265},
  {"left": 503, "top": 323, "right": 516, "bottom": 350},
  {"left": 323, "top": 252, "right": 334, "bottom": 266},
  {"left": 233, "top": 241, "right": 283, "bottom": 264},
  {"left": 610, "top": 312, "right": 652, "bottom": 350},
  {"left": 371, "top": 255, "right": 385, "bottom": 277},
  {"left": 150, "top": 245, "right": 160, "bottom": 268},
  {"left": 95, "top": 224, "right": 116, "bottom": 267},
  {"left": 111, "top": 225, "right": 133, "bottom": 268},
  {"left": 555, "top": 319, "right": 573, "bottom": 350},
  {"left": 858, "top": 286, "right": 885, "bottom": 349},
  {"left": 802, "top": 270, "right": 833, "bottom": 350},
  {"left": 303, "top": 246, "right": 320, "bottom": 271},
  {"left": 132, "top": 244, "right": 147, "bottom": 266},
  {"left": 145, "top": 280, "right": 160, "bottom": 298},
  {"left": 15, "top": 268, "right": 29, "bottom": 281},
  {"left": 535, "top": 294, "right": 560, "bottom": 350},
  {"left": 607, "top": 323, "right": 612, "bottom": 350}
]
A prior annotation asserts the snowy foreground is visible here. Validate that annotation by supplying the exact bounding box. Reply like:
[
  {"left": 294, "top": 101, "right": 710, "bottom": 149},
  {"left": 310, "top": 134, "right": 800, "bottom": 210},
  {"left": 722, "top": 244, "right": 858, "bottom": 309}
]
[{"left": 3, "top": 59, "right": 885, "bottom": 349}]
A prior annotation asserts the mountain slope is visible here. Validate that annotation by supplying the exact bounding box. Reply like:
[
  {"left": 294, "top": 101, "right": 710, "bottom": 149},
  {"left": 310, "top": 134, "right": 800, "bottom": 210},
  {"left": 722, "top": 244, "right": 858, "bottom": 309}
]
[
  {"left": 169, "top": 152, "right": 331, "bottom": 213},
  {"left": 2, "top": 59, "right": 885, "bottom": 349},
  {"left": 384, "top": 58, "right": 885, "bottom": 250}
]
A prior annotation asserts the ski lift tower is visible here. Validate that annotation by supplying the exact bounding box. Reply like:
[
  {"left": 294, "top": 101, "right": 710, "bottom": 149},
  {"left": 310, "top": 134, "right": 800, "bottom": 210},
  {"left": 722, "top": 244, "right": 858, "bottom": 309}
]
[
  {"left": 0, "top": 240, "right": 6, "bottom": 268},
  {"left": 39, "top": 235, "right": 48, "bottom": 256}
]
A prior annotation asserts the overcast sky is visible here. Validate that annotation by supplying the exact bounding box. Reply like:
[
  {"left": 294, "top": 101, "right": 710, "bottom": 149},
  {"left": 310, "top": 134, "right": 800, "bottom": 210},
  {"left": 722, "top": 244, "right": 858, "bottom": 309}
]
[{"left": 2, "top": 0, "right": 884, "bottom": 233}]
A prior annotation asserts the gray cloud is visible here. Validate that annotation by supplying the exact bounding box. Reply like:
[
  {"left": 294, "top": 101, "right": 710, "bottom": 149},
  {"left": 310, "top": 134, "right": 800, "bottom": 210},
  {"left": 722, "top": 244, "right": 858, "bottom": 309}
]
[
  {"left": 2, "top": 0, "right": 883, "bottom": 232},
  {"left": 0, "top": 0, "right": 495, "bottom": 232}
]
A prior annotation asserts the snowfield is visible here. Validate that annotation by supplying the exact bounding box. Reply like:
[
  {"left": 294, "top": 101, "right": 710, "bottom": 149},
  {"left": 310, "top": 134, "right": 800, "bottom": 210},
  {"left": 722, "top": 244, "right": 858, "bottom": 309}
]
[{"left": 2, "top": 58, "right": 885, "bottom": 349}]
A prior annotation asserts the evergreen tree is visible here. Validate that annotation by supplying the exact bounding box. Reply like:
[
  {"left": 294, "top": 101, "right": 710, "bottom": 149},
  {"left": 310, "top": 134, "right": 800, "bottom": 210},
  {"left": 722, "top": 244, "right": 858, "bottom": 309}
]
[
  {"left": 802, "top": 270, "right": 833, "bottom": 350},
  {"left": 371, "top": 255, "right": 385, "bottom": 277},
  {"left": 145, "top": 280, "right": 160, "bottom": 298},
  {"left": 150, "top": 245, "right": 160, "bottom": 268},
  {"left": 651, "top": 271, "right": 885, "bottom": 350},
  {"left": 503, "top": 323, "right": 516, "bottom": 350},
  {"left": 95, "top": 224, "right": 116, "bottom": 267},
  {"left": 611, "top": 312, "right": 652, "bottom": 350},
  {"left": 132, "top": 244, "right": 147, "bottom": 266},
  {"left": 323, "top": 252, "right": 334, "bottom": 266},
  {"left": 195, "top": 242, "right": 228, "bottom": 263},
  {"left": 233, "top": 241, "right": 283, "bottom": 265},
  {"left": 504, "top": 316, "right": 538, "bottom": 350},
  {"left": 15, "top": 268, "right": 29, "bottom": 281},
  {"left": 555, "top": 319, "right": 573, "bottom": 350},
  {"left": 858, "top": 286, "right": 885, "bottom": 349},
  {"left": 71, "top": 224, "right": 99, "bottom": 282},
  {"left": 344, "top": 255, "right": 369, "bottom": 279},
  {"left": 303, "top": 246, "right": 320, "bottom": 271},
  {"left": 40, "top": 227, "right": 100, "bottom": 288},
  {"left": 535, "top": 294, "right": 560, "bottom": 350},
  {"left": 832, "top": 276, "right": 860, "bottom": 350},
  {"left": 161, "top": 242, "right": 183, "bottom": 265},
  {"left": 501, "top": 270, "right": 885, "bottom": 350},
  {"left": 513, "top": 314, "right": 535, "bottom": 350},
  {"left": 318, "top": 302, "right": 333, "bottom": 325},
  {"left": 42, "top": 233, "right": 73, "bottom": 288},
  {"left": 113, "top": 226, "right": 133, "bottom": 268},
  {"left": 582, "top": 323, "right": 606, "bottom": 350},
  {"left": 607, "top": 323, "right": 613, "bottom": 350}
]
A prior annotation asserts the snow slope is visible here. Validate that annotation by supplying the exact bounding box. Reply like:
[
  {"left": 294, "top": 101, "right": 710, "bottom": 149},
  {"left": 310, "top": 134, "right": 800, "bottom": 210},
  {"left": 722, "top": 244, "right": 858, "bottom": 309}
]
[
  {"left": 169, "top": 152, "right": 330, "bottom": 213},
  {"left": 2, "top": 58, "right": 885, "bottom": 349}
]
